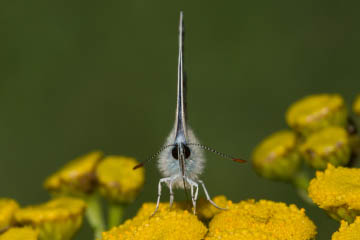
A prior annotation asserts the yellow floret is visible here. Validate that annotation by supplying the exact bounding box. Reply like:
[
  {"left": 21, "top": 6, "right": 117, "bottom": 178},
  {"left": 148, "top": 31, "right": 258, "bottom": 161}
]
[
  {"left": 44, "top": 151, "right": 103, "bottom": 195},
  {"left": 308, "top": 164, "right": 360, "bottom": 222},
  {"left": 0, "top": 198, "right": 19, "bottom": 231},
  {"left": 300, "top": 127, "right": 350, "bottom": 170},
  {"left": 332, "top": 217, "right": 360, "bottom": 240},
  {"left": 207, "top": 199, "right": 316, "bottom": 240},
  {"left": 286, "top": 94, "right": 347, "bottom": 136},
  {"left": 0, "top": 227, "right": 38, "bottom": 240},
  {"left": 96, "top": 156, "right": 144, "bottom": 204},
  {"left": 206, "top": 228, "right": 279, "bottom": 240},
  {"left": 252, "top": 130, "right": 301, "bottom": 180},
  {"left": 353, "top": 95, "right": 360, "bottom": 115},
  {"left": 102, "top": 202, "right": 207, "bottom": 240},
  {"left": 15, "top": 197, "right": 86, "bottom": 240}
]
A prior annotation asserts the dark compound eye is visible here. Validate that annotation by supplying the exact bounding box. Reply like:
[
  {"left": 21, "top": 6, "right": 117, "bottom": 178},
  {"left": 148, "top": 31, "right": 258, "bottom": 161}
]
[
  {"left": 172, "top": 145, "right": 179, "bottom": 159},
  {"left": 171, "top": 144, "right": 191, "bottom": 160},
  {"left": 183, "top": 144, "right": 191, "bottom": 159}
]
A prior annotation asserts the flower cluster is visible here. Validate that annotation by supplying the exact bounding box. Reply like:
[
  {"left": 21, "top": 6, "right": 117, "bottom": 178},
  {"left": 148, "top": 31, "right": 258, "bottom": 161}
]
[
  {"left": 43, "top": 151, "right": 145, "bottom": 238},
  {"left": 252, "top": 93, "right": 360, "bottom": 234},
  {"left": 102, "top": 196, "right": 317, "bottom": 240},
  {"left": 0, "top": 151, "right": 144, "bottom": 240},
  {"left": 0, "top": 197, "right": 85, "bottom": 240},
  {"left": 253, "top": 94, "right": 355, "bottom": 180},
  {"left": 252, "top": 94, "right": 360, "bottom": 194}
]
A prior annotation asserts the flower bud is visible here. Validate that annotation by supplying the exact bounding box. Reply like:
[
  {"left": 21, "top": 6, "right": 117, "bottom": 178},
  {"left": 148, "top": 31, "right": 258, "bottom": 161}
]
[
  {"left": 0, "top": 199, "right": 19, "bottom": 232},
  {"left": 44, "top": 151, "right": 103, "bottom": 196},
  {"left": 286, "top": 94, "right": 347, "bottom": 136},
  {"left": 252, "top": 130, "right": 301, "bottom": 180},
  {"left": 96, "top": 156, "right": 144, "bottom": 204},
  {"left": 300, "top": 127, "right": 350, "bottom": 170}
]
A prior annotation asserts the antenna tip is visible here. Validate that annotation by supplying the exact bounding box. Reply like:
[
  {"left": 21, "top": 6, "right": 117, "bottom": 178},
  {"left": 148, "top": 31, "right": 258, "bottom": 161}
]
[
  {"left": 133, "top": 163, "right": 144, "bottom": 170},
  {"left": 232, "top": 158, "right": 247, "bottom": 163}
]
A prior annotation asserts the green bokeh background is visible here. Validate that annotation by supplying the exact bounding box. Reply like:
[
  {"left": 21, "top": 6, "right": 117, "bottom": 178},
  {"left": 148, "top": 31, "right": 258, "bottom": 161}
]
[{"left": 1, "top": 1, "right": 360, "bottom": 239}]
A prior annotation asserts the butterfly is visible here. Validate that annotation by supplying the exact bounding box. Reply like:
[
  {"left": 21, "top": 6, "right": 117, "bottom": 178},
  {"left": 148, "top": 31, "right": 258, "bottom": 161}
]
[{"left": 134, "top": 11, "right": 246, "bottom": 215}]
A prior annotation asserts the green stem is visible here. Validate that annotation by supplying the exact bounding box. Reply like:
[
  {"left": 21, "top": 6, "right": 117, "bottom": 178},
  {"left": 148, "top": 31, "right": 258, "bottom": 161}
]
[
  {"left": 292, "top": 171, "right": 314, "bottom": 205},
  {"left": 108, "top": 202, "right": 125, "bottom": 229},
  {"left": 85, "top": 194, "right": 106, "bottom": 240}
]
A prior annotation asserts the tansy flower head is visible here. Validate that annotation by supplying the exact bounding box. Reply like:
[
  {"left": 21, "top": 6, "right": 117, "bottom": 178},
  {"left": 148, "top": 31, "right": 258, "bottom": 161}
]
[
  {"left": 14, "top": 197, "right": 86, "bottom": 240},
  {"left": 44, "top": 151, "right": 103, "bottom": 196},
  {"left": 308, "top": 164, "right": 360, "bottom": 223},
  {"left": 102, "top": 202, "right": 207, "bottom": 240},
  {"left": 0, "top": 227, "right": 38, "bottom": 240},
  {"left": 286, "top": 94, "right": 347, "bottom": 136},
  {"left": 252, "top": 130, "right": 301, "bottom": 180},
  {"left": 300, "top": 127, "right": 350, "bottom": 170},
  {"left": 96, "top": 156, "right": 144, "bottom": 204},
  {"left": 332, "top": 217, "right": 360, "bottom": 240},
  {"left": 207, "top": 199, "right": 316, "bottom": 240},
  {"left": 353, "top": 95, "right": 360, "bottom": 115},
  {"left": 0, "top": 198, "right": 19, "bottom": 232}
]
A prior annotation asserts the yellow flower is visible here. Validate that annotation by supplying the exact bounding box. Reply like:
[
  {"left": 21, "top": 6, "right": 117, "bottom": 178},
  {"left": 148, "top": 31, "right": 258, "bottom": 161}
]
[
  {"left": 308, "top": 164, "right": 360, "bottom": 223},
  {"left": 0, "top": 198, "right": 19, "bottom": 232},
  {"left": 102, "top": 202, "right": 207, "bottom": 240},
  {"left": 14, "top": 197, "right": 86, "bottom": 240},
  {"left": 286, "top": 94, "right": 347, "bottom": 136},
  {"left": 353, "top": 95, "right": 360, "bottom": 115},
  {"left": 96, "top": 156, "right": 144, "bottom": 204},
  {"left": 300, "top": 127, "right": 351, "bottom": 170},
  {"left": 196, "top": 195, "right": 230, "bottom": 220},
  {"left": 44, "top": 151, "right": 103, "bottom": 196},
  {"left": 207, "top": 199, "right": 316, "bottom": 240},
  {"left": 332, "top": 217, "right": 360, "bottom": 240},
  {"left": 0, "top": 227, "right": 38, "bottom": 240},
  {"left": 252, "top": 130, "right": 301, "bottom": 180}
]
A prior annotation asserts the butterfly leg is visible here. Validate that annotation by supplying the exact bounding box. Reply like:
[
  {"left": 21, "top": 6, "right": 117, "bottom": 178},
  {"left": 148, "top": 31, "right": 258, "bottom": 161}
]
[
  {"left": 198, "top": 180, "right": 227, "bottom": 210},
  {"left": 152, "top": 176, "right": 172, "bottom": 216},
  {"left": 169, "top": 175, "right": 178, "bottom": 209},
  {"left": 186, "top": 178, "right": 199, "bottom": 214}
]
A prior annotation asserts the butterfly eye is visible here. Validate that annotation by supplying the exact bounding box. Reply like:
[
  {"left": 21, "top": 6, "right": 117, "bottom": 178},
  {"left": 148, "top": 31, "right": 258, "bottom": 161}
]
[
  {"left": 183, "top": 144, "right": 191, "bottom": 159},
  {"left": 172, "top": 146, "right": 179, "bottom": 159},
  {"left": 171, "top": 144, "right": 191, "bottom": 160}
]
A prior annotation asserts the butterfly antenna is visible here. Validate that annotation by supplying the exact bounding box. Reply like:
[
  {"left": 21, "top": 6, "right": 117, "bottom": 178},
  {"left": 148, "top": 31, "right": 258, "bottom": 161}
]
[
  {"left": 187, "top": 143, "right": 247, "bottom": 163},
  {"left": 133, "top": 144, "right": 175, "bottom": 170}
]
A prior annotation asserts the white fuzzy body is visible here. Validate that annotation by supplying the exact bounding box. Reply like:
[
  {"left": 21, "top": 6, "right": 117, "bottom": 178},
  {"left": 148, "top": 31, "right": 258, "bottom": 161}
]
[{"left": 157, "top": 126, "right": 205, "bottom": 188}]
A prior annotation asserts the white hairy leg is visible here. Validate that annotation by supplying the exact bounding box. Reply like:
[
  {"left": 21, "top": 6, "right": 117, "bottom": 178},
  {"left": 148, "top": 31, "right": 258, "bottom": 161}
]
[
  {"left": 152, "top": 177, "right": 172, "bottom": 216},
  {"left": 186, "top": 178, "right": 199, "bottom": 214},
  {"left": 198, "top": 180, "right": 227, "bottom": 210},
  {"left": 169, "top": 175, "right": 178, "bottom": 209}
]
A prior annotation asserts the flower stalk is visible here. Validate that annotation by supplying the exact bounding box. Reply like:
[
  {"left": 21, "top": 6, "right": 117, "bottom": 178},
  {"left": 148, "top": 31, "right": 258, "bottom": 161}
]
[{"left": 85, "top": 194, "right": 106, "bottom": 240}]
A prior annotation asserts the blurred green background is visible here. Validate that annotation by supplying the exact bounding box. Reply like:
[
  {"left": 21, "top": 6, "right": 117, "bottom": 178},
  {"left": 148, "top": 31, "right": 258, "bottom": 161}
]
[{"left": 1, "top": 1, "right": 360, "bottom": 239}]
